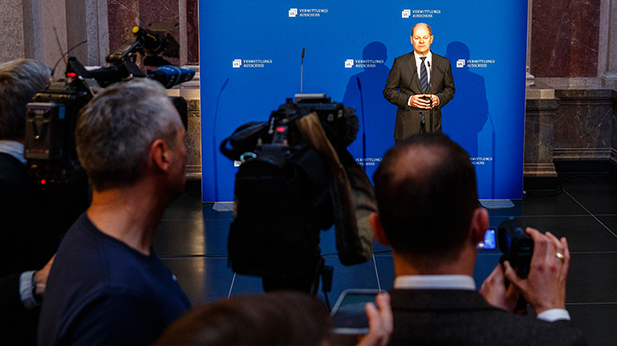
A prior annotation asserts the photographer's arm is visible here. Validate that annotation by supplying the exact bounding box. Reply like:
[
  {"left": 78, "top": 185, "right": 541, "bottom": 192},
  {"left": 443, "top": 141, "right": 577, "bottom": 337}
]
[
  {"left": 504, "top": 228, "right": 570, "bottom": 318},
  {"left": 17, "top": 255, "right": 55, "bottom": 309}
]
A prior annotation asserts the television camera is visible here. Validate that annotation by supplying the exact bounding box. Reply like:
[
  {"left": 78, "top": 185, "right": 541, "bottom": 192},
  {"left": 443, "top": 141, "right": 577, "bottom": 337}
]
[
  {"left": 24, "top": 24, "right": 194, "bottom": 184},
  {"left": 220, "top": 96, "right": 374, "bottom": 294}
]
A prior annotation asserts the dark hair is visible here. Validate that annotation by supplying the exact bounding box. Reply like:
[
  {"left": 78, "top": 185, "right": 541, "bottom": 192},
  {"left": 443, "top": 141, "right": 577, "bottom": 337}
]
[
  {"left": 0, "top": 59, "right": 50, "bottom": 140},
  {"left": 153, "top": 292, "right": 331, "bottom": 346},
  {"left": 373, "top": 133, "right": 477, "bottom": 263}
]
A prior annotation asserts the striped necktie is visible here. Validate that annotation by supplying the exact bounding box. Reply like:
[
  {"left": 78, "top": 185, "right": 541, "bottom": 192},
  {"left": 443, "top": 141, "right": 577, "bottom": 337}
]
[{"left": 420, "top": 56, "right": 429, "bottom": 93}]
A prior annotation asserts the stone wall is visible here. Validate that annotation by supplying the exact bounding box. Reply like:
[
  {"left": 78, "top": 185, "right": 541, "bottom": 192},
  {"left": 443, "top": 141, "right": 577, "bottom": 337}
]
[{"left": 553, "top": 90, "right": 616, "bottom": 162}]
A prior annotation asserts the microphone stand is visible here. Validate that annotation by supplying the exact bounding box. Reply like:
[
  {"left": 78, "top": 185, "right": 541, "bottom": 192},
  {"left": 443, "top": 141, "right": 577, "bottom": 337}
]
[
  {"left": 213, "top": 78, "right": 230, "bottom": 201},
  {"left": 428, "top": 82, "right": 433, "bottom": 132},
  {"left": 357, "top": 77, "right": 366, "bottom": 171},
  {"left": 300, "top": 48, "right": 305, "bottom": 94}
]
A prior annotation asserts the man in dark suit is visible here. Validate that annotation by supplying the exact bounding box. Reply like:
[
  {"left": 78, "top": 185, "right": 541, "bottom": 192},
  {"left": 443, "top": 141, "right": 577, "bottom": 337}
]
[
  {"left": 0, "top": 59, "right": 79, "bottom": 345},
  {"left": 383, "top": 23, "right": 455, "bottom": 142},
  {"left": 370, "top": 133, "right": 586, "bottom": 345}
]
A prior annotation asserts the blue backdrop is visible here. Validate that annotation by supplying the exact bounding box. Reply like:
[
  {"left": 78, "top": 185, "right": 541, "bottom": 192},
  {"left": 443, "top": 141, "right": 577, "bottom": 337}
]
[{"left": 200, "top": 1, "right": 528, "bottom": 202}]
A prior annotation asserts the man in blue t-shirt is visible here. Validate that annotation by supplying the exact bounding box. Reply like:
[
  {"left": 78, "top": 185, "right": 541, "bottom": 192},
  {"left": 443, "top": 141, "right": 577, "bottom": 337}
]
[{"left": 38, "top": 79, "right": 191, "bottom": 346}]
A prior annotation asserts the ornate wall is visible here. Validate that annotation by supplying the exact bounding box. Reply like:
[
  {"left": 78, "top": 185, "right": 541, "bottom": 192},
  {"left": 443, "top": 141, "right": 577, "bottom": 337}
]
[{"left": 2, "top": 0, "right": 616, "bottom": 180}]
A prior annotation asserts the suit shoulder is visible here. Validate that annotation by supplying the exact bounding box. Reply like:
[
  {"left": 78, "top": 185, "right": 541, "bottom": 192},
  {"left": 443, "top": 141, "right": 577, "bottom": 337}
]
[
  {"left": 432, "top": 52, "right": 450, "bottom": 63},
  {"left": 394, "top": 52, "right": 415, "bottom": 62}
]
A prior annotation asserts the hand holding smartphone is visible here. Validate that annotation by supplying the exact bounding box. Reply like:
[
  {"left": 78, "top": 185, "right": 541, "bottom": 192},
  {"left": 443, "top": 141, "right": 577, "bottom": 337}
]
[{"left": 331, "top": 289, "right": 382, "bottom": 335}]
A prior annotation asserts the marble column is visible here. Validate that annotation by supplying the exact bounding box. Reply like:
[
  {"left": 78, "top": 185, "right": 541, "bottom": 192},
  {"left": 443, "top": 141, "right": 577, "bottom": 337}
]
[
  {"left": 551, "top": 89, "right": 614, "bottom": 172},
  {"left": 24, "top": 0, "right": 68, "bottom": 67},
  {"left": 83, "top": 0, "right": 110, "bottom": 65},
  {"left": 611, "top": 91, "right": 617, "bottom": 170},
  {"left": 524, "top": 85, "right": 559, "bottom": 181},
  {"left": 531, "top": 0, "right": 602, "bottom": 88},
  {"left": 601, "top": 0, "right": 617, "bottom": 89},
  {"left": 0, "top": 0, "right": 26, "bottom": 61},
  {"left": 526, "top": 0, "right": 535, "bottom": 87}
]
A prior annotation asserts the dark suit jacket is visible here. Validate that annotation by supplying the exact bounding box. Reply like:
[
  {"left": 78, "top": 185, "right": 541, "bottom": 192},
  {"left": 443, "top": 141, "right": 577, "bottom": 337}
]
[
  {"left": 0, "top": 153, "right": 78, "bottom": 276},
  {"left": 0, "top": 274, "right": 21, "bottom": 309},
  {"left": 389, "top": 289, "right": 587, "bottom": 346},
  {"left": 0, "top": 152, "right": 82, "bottom": 345},
  {"left": 0, "top": 273, "right": 40, "bottom": 346},
  {"left": 383, "top": 52, "right": 455, "bottom": 139}
]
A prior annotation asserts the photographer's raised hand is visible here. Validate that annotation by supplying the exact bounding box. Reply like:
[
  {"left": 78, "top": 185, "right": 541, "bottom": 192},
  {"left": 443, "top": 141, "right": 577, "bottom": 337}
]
[
  {"left": 480, "top": 262, "right": 520, "bottom": 312},
  {"left": 503, "top": 228, "right": 569, "bottom": 315},
  {"left": 356, "top": 292, "right": 392, "bottom": 346}
]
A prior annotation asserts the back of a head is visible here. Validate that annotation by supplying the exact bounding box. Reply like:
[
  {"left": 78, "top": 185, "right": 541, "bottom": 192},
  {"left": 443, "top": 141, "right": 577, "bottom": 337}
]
[
  {"left": 153, "top": 292, "right": 331, "bottom": 346},
  {"left": 373, "top": 133, "right": 478, "bottom": 263},
  {"left": 76, "top": 78, "right": 181, "bottom": 191},
  {"left": 0, "top": 59, "right": 50, "bottom": 140}
]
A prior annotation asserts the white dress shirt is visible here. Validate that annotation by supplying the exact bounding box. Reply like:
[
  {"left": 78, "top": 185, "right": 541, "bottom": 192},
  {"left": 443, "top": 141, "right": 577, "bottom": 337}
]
[
  {"left": 0, "top": 140, "right": 26, "bottom": 163},
  {"left": 407, "top": 51, "right": 436, "bottom": 107},
  {"left": 414, "top": 51, "right": 433, "bottom": 83}
]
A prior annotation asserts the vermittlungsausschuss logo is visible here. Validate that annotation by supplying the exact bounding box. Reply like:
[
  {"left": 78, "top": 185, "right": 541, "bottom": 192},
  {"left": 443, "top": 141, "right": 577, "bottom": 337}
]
[
  {"left": 402, "top": 9, "right": 442, "bottom": 18},
  {"left": 289, "top": 7, "right": 329, "bottom": 17},
  {"left": 345, "top": 58, "right": 384, "bottom": 69},
  {"left": 457, "top": 59, "right": 496, "bottom": 68},
  {"left": 232, "top": 59, "right": 273, "bottom": 69}
]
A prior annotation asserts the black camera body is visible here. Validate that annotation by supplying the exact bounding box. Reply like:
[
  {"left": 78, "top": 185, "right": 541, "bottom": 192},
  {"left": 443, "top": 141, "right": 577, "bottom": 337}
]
[
  {"left": 498, "top": 217, "right": 534, "bottom": 279},
  {"left": 24, "top": 59, "right": 98, "bottom": 183},
  {"left": 222, "top": 96, "right": 366, "bottom": 281},
  {"left": 24, "top": 46, "right": 190, "bottom": 184}
]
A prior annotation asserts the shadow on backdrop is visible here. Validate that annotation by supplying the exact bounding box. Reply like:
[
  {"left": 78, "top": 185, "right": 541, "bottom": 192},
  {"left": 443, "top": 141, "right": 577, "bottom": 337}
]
[
  {"left": 443, "top": 41, "right": 489, "bottom": 158},
  {"left": 343, "top": 42, "right": 397, "bottom": 180}
]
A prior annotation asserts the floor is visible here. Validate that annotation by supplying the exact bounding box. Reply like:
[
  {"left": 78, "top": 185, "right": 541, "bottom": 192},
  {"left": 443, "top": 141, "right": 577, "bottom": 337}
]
[{"left": 154, "top": 173, "right": 617, "bottom": 346}]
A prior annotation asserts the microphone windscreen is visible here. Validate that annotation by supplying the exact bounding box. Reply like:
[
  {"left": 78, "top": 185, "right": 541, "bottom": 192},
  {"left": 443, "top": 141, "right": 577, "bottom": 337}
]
[{"left": 150, "top": 65, "right": 195, "bottom": 89}]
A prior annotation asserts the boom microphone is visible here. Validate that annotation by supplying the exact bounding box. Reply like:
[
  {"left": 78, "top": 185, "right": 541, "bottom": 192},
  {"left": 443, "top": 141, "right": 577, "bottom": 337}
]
[{"left": 148, "top": 65, "right": 196, "bottom": 89}]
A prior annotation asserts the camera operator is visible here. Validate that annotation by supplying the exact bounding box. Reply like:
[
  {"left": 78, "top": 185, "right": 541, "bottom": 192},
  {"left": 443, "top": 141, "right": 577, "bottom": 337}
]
[
  {"left": 38, "top": 79, "right": 191, "bottom": 346},
  {"left": 0, "top": 59, "right": 82, "bottom": 345},
  {"left": 369, "top": 133, "right": 586, "bottom": 345}
]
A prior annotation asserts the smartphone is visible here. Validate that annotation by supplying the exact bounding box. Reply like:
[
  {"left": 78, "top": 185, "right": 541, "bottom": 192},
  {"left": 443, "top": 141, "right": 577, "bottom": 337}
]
[
  {"left": 477, "top": 228, "right": 496, "bottom": 250},
  {"left": 330, "top": 289, "right": 381, "bottom": 335}
]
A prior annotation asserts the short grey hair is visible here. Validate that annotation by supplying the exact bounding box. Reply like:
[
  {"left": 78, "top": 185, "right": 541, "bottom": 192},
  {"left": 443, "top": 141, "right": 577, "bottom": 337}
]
[
  {"left": 76, "top": 78, "right": 182, "bottom": 191},
  {"left": 411, "top": 23, "right": 433, "bottom": 37},
  {"left": 0, "top": 59, "right": 51, "bottom": 140}
]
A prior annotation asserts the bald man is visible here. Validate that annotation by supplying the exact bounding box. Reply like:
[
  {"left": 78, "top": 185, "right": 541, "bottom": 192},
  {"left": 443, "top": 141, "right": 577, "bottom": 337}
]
[{"left": 370, "top": 133, "right": 586, "bottom": 345}]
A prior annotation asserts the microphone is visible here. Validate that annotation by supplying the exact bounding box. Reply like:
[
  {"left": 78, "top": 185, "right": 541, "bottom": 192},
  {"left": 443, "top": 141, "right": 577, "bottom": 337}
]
[
  {"left": 50, "top": 39, "right": 88, "bottom": 81},
  {"left": 221, "top": 77, "right": 229, "bottom": 91},
  {"left": 300, "top": 47, "right": 305, "bottom": 94},
  {"left": 426, "top": 61, "right": 432, "bottom": 92},
  {"left": 133, "top": 26, "right": 166, "bottom": 56},
  {"left": 148, "top": 65, "right": 195, "bottom": 89}
]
